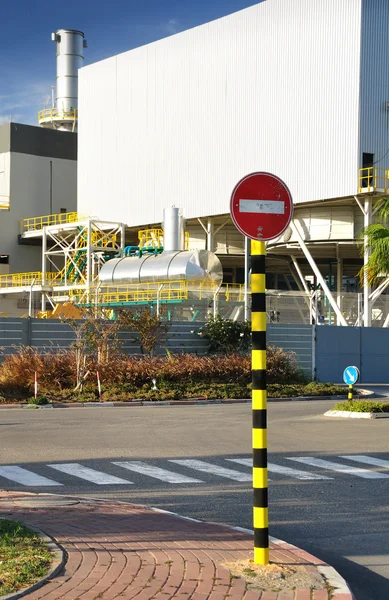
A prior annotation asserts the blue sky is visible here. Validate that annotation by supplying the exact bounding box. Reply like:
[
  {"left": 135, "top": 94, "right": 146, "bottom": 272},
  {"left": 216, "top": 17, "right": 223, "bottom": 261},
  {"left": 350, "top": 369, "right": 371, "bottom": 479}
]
[{"left": 0, "top": 0, "right": 259, "bottom": 127}]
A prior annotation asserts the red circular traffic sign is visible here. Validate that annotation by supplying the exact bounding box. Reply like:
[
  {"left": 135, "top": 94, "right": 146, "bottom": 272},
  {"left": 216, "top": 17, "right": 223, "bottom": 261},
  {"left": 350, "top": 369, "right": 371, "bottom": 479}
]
[{"left": 230, "top": 172, "right": 293, "bottom": 241}]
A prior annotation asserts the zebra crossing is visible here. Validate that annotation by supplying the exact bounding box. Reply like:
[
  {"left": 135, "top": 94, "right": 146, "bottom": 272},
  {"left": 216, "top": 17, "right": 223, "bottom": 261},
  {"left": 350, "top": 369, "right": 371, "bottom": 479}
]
[{"left": 0, "top": 454, "right": 388, "bottom": 489}]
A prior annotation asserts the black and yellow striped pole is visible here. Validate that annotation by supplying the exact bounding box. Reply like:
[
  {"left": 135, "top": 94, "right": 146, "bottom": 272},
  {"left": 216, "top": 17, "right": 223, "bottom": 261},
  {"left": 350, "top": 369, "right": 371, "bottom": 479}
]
[
  {"left": 348, "top": 384, "right": 353, "bottom": 401},
  {"left": 251, "top": 239, "right": 269, "bottom": 565}
]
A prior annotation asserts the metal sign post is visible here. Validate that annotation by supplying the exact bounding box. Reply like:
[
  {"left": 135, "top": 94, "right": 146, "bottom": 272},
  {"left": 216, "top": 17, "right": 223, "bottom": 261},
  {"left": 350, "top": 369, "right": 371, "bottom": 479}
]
[
  {"left": 343, "top": 366, "right": 360, "bottom": 401},
  {"left": 230, "top": 172, "right": 293, "bottom": 566}
]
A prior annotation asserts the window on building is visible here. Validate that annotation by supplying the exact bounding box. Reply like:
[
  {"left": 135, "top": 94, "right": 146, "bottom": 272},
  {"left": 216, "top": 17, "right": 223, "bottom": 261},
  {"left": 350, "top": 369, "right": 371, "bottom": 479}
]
[
  {"left": 60, "top": 208, "right": 67, "bottom": 213},
  {"left": 0, "top": 255, "right": 9, "bottom": 264}
]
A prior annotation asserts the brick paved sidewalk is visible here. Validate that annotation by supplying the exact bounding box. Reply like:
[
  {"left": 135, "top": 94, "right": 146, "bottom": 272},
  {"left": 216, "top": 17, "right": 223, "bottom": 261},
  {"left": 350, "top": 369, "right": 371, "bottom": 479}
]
[{"left": 0, "top": 492, "right": 354, "bottom": 600}]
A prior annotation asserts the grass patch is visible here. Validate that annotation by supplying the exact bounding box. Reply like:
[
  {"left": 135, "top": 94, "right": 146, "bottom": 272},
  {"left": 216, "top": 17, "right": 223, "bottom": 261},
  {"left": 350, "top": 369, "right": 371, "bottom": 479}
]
[
  {"left": 0, "top": 519, "right": 53, "bottom": 595},
  {"left": 333, "top": 400, "right": 389, "bottom": 413}
]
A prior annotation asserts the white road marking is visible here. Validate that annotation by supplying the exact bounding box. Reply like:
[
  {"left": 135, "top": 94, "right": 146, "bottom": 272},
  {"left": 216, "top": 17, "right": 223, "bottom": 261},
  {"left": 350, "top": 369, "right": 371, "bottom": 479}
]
[
  {"left": 339, "top": 455, "right": 389, "bottom": 470},
  {"left": 0, "top": 466, "right": 62, "bottom": 487},
  {"left": 227, "top": 458, "right": 331, "bottom": 480},
  {"left": 239, "top": 199, "right": 285, "bottom": 214},
  {"left": 48, "top": 463, "right": 133, "bottom": 485},
  {"left": 170, "top": 459, "right": 252, "bottom": 482},
  {"left": 113, "top": 461, "right": 202, "bottom": 484},
  {"left": 288, "top": 457, "right": 389, "bottom": 479}
]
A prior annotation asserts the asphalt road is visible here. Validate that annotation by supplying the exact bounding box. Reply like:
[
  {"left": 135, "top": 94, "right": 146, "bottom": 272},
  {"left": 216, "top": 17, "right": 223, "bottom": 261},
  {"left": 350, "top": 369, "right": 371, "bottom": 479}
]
[{"left": 0, "top": 400, "right": 388, "bottom": 600}]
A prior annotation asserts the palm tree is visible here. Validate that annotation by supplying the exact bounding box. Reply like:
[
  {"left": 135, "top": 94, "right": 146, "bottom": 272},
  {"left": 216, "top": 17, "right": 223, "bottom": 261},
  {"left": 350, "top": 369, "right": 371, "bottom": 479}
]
[{"left": 359, "top": 199, "right": 389, "bottom": 286}]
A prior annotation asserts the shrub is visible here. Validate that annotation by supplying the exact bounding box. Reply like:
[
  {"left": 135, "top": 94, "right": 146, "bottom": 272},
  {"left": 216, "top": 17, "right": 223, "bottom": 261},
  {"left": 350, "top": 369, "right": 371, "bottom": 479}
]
[
  {"left": 28, "top": 394, "right": 49, "bottom": 405},
  {"left": 197, "top": 315, "right": 251, "bottom": 353},
  {"left": 333, "top": 400, "right": 389, "bottom": 413},
  {"left": 0, "top": 344, "right": 303, "bottom": 397}
]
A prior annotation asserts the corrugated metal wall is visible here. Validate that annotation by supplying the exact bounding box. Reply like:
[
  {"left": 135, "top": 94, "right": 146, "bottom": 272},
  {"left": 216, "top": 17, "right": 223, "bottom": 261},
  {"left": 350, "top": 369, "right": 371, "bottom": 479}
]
[
  {"left": 78, "top": 0, "right": 362, "bottom": 228},
  {"left": 360, "top": 0, "right": 389, "bottom": 172}
]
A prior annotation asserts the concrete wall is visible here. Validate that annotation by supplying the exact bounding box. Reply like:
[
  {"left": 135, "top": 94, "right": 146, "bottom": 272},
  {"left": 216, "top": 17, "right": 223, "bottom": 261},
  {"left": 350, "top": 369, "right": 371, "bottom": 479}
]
[{"left": 78, "top": 0, "right": 362, "bottom": 227}]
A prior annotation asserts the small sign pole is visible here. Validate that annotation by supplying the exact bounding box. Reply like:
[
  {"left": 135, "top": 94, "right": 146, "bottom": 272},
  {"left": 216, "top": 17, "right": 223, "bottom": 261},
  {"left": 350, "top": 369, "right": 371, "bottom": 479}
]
[
  {"left": 348, "top": 384, "right": 353, "bottom": 401},
  {"left": 251, "top": 240, "right": 269, "bottom": 565},
  {"left": 230, "top": 171, "right": 293, "bottom": 568},
  {"left": 97, "top": 371, "right": 103, "bottom": 403},
  {"left": 34, "top": 371, "right": 38, "bottom": 400}
]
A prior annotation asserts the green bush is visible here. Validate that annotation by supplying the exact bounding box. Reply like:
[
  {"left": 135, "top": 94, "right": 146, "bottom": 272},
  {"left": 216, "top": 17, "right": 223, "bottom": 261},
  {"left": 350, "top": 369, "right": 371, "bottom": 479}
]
[
  {"left": 197, "top": 316, "right": 251, "bottom": 353},
  {"left": 333, "top": 400, "right": 389, "bottom": 413},
  {"left": 28, "top": 395, "right": 49, "bottom": 406}
]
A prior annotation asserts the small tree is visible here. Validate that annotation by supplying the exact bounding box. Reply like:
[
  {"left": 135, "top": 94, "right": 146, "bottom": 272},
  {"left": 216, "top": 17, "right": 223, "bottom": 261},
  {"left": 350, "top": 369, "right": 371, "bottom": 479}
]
[
  {"left": 123, "top": 308, "right": 170, "bottom": 356},
  {"left": 359, "top": 198, "right": 389, "bottom": 286},
  {"left": 64, "top": 309, "right": 127, "bottom": 391}
]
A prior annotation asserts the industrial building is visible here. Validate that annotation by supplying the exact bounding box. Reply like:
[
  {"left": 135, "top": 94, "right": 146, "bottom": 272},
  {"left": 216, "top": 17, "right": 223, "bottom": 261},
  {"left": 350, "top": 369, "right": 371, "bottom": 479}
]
[
  {"left": 1, "top": 0, "right": 389, "bottom": 325},
  {"left": 76, "top": 0, "right": 389, "bottom": 326}
]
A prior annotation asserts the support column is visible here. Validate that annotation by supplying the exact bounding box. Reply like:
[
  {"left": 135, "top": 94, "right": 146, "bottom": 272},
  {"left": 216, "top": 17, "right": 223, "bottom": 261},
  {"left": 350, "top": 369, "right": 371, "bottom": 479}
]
[
  {"left": 207, "top": 219, "right": 214, "bottom": 252},
  {"left": 86, "top": 219, "right": 92, "bottom": 303},
  {"left": 364, "top": 197, "right": 372, "bottom": 327},
  {"left": 120, "top": 223, "right": 126, "bottom": 254},
  {"left": 41, "top": 227, "right": 47, "bottom": 312},
  {"left": 336, "top": 257, "right": 343, "bottom": 326}
]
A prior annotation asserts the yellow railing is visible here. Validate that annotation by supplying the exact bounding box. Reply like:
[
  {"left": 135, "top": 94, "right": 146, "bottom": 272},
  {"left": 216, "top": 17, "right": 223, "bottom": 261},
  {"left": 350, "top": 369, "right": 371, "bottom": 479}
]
[
  {"left": 38, "top": 108, "right": 78, "bottom": 124},
  {"left": 138, "top": 229, "right": 164, "bottom": 249},
  {"left": 20, "top": 212, "right": 88, "bottom": 235},
  {"left": 0, "top": 195, "right": 10, "bottom": 210},
  {"left": 138, "top": 228, "right": 190, "bottom": 251},
  {"left": 0, "top": 272, "right": 42, "bottom": 289},
  {"left": 359, "top": 167, "right": 389, "bottom": 193}
]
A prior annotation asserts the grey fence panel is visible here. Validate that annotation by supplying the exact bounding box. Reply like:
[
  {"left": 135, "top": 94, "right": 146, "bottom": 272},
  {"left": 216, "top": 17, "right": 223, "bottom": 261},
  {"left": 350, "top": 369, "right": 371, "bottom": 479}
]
[
  {"left": 0, "top": 318, "right": 25, "bottom": 354},
  {"left": 0, "top": 318, "right": 208, "bottom": 357},
  {"left": 31, "top": 319, "right": 76, "bottom": 350},
  {"left": 360, "top": 328, "right": 389, "bottom": 384},
  {"left": 268, "top": 324, "right": 313, "bottom": 376},
  {"left": 315, "top": 326, "right": 361, "bottom": 383}
]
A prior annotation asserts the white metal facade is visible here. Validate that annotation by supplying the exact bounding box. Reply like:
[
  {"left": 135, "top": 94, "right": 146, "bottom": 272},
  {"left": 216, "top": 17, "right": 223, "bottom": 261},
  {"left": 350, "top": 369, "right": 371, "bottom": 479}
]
[
  {"left": 78, "top": 0, "right": 369, "bottom": 228},
  {"left": 359, "top": 0, "right": 389, "bottom": 168}
]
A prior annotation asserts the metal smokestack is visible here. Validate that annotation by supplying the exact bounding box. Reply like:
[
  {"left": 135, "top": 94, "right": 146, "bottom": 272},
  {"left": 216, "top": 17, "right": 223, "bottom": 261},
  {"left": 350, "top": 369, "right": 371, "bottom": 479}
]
[
  {"left": 39, "top": 29, "right": 87, "bottom": 132},
  {"left": 52, "top": 29, "right": 86, "bottom": 114}
]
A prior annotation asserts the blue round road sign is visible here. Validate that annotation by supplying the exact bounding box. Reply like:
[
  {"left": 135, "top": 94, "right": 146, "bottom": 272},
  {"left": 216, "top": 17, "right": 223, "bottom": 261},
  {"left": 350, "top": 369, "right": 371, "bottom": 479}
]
[{"left": 343, "top": 366, "right": 360, "bottom": 385}]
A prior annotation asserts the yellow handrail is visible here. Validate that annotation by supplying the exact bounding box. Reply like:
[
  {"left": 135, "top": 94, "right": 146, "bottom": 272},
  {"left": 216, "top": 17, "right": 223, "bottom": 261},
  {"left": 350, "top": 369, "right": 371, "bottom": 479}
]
[
  {"left": 138, "top": 228, "right": 190, "bottom": 250},
  {"left": 0, "top": 272, "right": 42, "bottom": 289},
  {"left": 359, "top": 167, "right": 389, "bottom": 193},
  {"left": 38, "top": 108, "right": 78, "bottom": 123},
  {"left": 20, "top": 212, "right": 88, "bottom": 235}
]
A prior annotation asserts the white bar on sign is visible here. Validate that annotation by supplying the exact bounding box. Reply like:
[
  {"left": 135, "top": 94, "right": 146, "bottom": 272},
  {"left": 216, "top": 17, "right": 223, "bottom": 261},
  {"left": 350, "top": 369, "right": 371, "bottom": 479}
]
[{"left": 239, "top": 200, "right": 285, "bottom": 214}]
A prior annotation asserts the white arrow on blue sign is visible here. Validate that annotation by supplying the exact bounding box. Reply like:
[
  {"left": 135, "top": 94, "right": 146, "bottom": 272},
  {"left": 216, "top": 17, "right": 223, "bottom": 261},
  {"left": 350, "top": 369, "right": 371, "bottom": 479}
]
[{"left": 343, "top": 366, "right": 360, "bottom": 385}]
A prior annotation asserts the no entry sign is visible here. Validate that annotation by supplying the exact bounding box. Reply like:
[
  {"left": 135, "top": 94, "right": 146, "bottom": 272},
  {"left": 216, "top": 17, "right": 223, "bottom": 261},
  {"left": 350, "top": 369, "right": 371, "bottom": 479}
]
[{"left": 230, "top": 172, "right": 293, "bottom": 241}]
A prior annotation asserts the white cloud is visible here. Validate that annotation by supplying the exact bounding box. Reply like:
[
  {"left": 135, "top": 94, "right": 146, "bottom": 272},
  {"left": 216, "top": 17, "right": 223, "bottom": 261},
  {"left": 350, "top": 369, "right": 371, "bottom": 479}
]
[
  {"left": 0, "top": 80, "right": 52, "bottom": 126},
  {"left": 164, "top": 19, "right": 181, "bottom": 35}
]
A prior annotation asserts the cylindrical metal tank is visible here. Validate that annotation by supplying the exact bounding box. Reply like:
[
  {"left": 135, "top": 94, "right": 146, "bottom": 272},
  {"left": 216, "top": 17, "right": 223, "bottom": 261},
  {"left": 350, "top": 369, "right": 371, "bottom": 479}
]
[
  {"left": 98, "top": 250, "right": 223, "bottom": 285},
  {"left": 52, "top": 29, "right": 86, "bottom": 113},
  {"left": 163, "top": 207, "right": 185, "bottom": 251}
]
